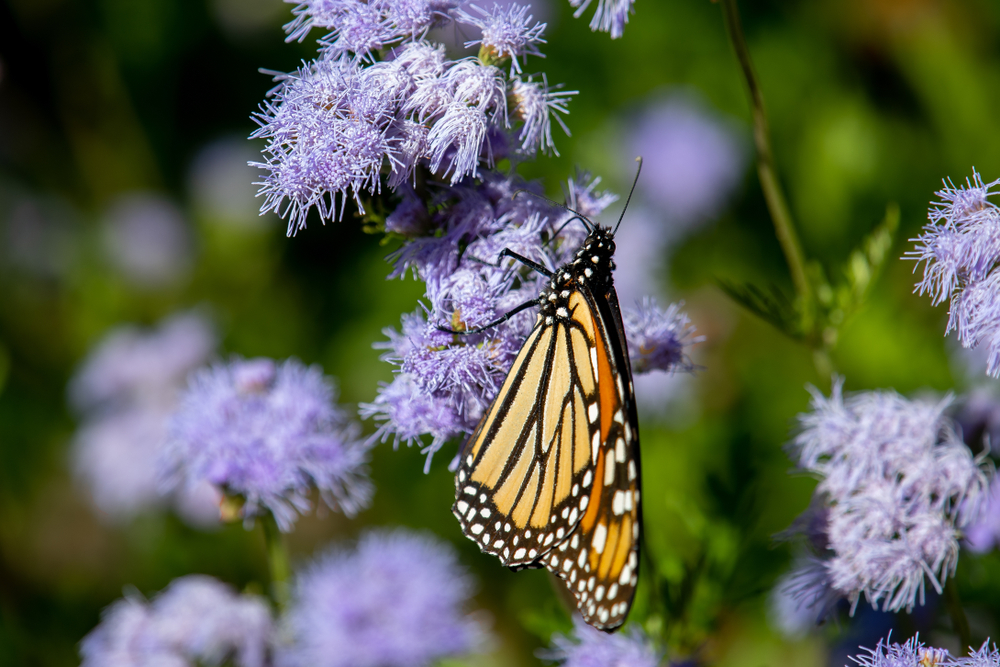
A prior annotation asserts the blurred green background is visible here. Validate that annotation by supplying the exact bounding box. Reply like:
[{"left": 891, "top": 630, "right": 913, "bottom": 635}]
[{"left": 2, "top": 0, "right": 1000, "bottom": 665}]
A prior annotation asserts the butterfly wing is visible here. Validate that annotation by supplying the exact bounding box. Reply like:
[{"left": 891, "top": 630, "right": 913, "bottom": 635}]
[
  {"left": 454, "top": 315, "right": 602, "bottom": 570},
  {"left": 453, "top": 281, "right": 641, "bottom": 631},
  {"left": 554, "top": 283, "right": 641, "bottom": 630}
]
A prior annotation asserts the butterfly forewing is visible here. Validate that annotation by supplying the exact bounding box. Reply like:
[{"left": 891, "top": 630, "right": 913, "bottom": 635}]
[
  {"left": 454, "top": 320, "right": 602, "bottom": 569},
  {"left": 452, "top": 226, "right": 642, "bottom": 632}
]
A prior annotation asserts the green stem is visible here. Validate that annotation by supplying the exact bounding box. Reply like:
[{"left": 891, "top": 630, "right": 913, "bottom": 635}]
[
  {"left": 943, "top": 578, "right": 972, "bottom": 654},
  {"left": 260, "top": 512, "right": 292, "bottom": 610},
  {"left": 719, "top": 0, "right": 813, "bottom": 318}
]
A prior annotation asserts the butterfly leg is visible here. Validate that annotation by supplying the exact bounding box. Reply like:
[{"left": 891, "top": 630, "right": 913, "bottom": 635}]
[{"left": 437, "top": 298, "right": 540, "bottom": 335}]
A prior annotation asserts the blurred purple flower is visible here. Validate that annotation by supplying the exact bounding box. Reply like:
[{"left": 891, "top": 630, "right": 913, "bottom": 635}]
[
  {"left": 160, "top": 357, "right": 373, "bottom": 531},
  {"left": 623, "top": 297, "right": 702, "bottom": 374},
  {"left": 71, "top": 406, "right": 173, "bottom": 521},
  {"left": 769, "top": 555, "right": 842, "bottom": 638},
  {"left": 69, "top": 311, "right": 216, "bottom": 414},
  {"left": 784, "top": 379, "right": 989, "bottom": 615},
  {"left": 68, "top": 311, "right": 220, "bottom": 525},
  {"left": 102, "top": 193, "right": 193, "bottom": 288},
  {"left": 80, "top": 575, "right": 272, "bottom": 667},
  {"left": 542, "top": 615, "right": 660, "bottom": 667},
  {"left": 626, "top": 94, "right": 745, "bottom": 227},
  {"left": 189, "top": 137, "right": 273, "bottom": 230},
  {"left": 966, "top": 475, "right": 1000, "bottom": 553},
  {"left": 278, "top": 528, "right": 486, "bottom": 667},
  {"left": 848, "top": 634, "right": 949, "bottom": 667},
  {"left": 457, "top": 3, "right": 546, "bottom": 74},
  {"left": 907, "top": 170, "right": 1000, "bottom": 377}
]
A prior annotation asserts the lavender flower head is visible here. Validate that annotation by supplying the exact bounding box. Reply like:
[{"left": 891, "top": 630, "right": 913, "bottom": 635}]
[
  {"left": 69, "top": 311, "right": 216, "bottom": 414},
  {"left": 568, "top": 0, "right": 635, "bottom": 39},
  {"left": 160, "top": 357, "right": 374, "bottom": 531},
  {"left": 253, "top": 2, "right": 576, "bottom": 235},
  {"left": 626, "top": 94, "right": 745, "bottom": 227},
  {"left": 278, "top": 528, "right": 486, "bottom": 667},
  {"left": 782, "top": 379, "right": 989, "bottom": 617},
  {"left": 80, "top": 575, "right": 272, "bottom": 667},
  {"left": 907, "top": 170, "right": 1000, "bottom": 377},
  {"left": 542, "top": 615, "right": 660, "bottom": 667},
  {"left": 847, "top": 634, "right": 950, "bottom": 667},
  {"left": 623, "top": 297, "right": 703, "bottom": 374},
  {"left": 68, "top": 311, "right": 219, "bottom": 524},
  {"left": 458, "top": 3, "right": 546, "bottom": 74}
]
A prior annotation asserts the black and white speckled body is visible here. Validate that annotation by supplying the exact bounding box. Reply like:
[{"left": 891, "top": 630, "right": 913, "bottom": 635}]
[{"left": 536, "top": 227, "right": 618, "bottom": 325}]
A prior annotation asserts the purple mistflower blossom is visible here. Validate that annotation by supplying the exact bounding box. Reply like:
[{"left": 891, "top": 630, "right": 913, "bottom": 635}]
[
  {"left": 80, "top": 575, "right": 272, "bottom": 667},
  {"left": 160, "top": 357, "right": 373, "bottom": 531},
  {"left": 907, "top": 170, "right": 1000, "bottom": 377},
  {"left": 783, "top": 378, "right": 989, "bottom": 615},
  {"left": 956, "top": 641, "right": 1000, "bottom": 667},
  {"left": 626, "top": 94, "right": 745, "bottom": 227},
  {"left": 458, "top": 3, "right": 546, "bottom": 74},
  {"left": 511, "top": 75, "right": 575, "bottom": 154},
  {"left": 68, "top": 311, "right": 221, "bottom": 525},
  {"left": 623, "top": 298, "right": 703, "bottom": 374},
  {"left": 568, "top": 0, "right": 635, "bottom": 39},
  {"left": 541, "top": 615, "right": 660, "bottom": 667},
  {"left": 72, "top": 405, "right": 175, "bottom": 521},
  {"left": 277, "top": 528, "right": 486, "bottom": 667},
  {"left": 848, "top": 633, "right": 950, "bottom": 667},
  {"left": 966, "top": 475, "right": 1000, "bottom": 553},
  {"left": 102, "top": 193, "right": 193, "bottom": 288},
  {"left": 69, "top": 311, "right": 216, "bottom": 414},
  {"left": 284, "top": 0, "right": 460, "bottom": 52}
]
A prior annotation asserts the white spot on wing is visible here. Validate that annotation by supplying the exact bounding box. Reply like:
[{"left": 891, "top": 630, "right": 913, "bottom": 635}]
[
  {"left": 514, "top": 548, "right": 526, "bottom": 559},
  {"left": 471, "top": 524, "right": 484, "bottom": 535},
  {"left": 593, "top": 524, "right": 607, "bottom": 553},
  {"left": 615, "top": 437, "right": 625, "bottom": 463},
  {"left": 612, "top": 490, "right": 625, "bottom": 515},
  {"left": 588, "top": 402, "right": 599, "bottom": 423}
]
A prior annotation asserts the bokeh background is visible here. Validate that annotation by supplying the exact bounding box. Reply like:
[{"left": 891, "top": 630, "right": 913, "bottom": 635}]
[{"left": 3, "top": 0, "right": 1000, "bottom": 665}]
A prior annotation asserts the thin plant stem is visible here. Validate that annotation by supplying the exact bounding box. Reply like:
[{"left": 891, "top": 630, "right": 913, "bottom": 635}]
[
  {"left": 943, "top": 578, "right": 973, "bottom": 653},
  {"left": 260, "top": 512, "right": 292, "bottom": 611},
  {"left": 719, "top": 0, "right": 813, "bottom": 320}
]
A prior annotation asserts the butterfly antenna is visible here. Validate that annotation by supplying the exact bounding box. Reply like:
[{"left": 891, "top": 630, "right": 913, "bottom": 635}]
[
  {"left": 613, "top": 156, "right": 643, "bottom": 235},
  {"left": 513, "top": 189, "right": 594, "bottom": 233}
]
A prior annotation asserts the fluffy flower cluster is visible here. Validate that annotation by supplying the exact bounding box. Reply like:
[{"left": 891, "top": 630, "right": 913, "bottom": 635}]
[
  {"left": 848, "top": 633, "right": 1000, "bottom": 667},
  {"left": 160, "top": 357, "right": 373, "bottom": 531},
  {"left": 361, "top": 171, "right": 702, "bottom": 470},
  {"left": 254, "top": 1, "right": 573, "bottom": 234},
  {"left": 68, "top": 311, "right": 220, "bottom": 524},
  {"left": 908, "top": 170, "right": 1000, "bottom": 377},
  {"left": 779, "top": 379, "right": 988, "bottom": 623},
  {"left": 80, "top": 575, "right": 272, "bottom": 667},
  {"left": 278, "top": 528, "right": 486, "bottom": 667},
  {"left": 569, "top": 0, "right": 636, "bottom": 39},
  {"left": 624, "top": 297, "right": 703, "bottom": 374},
  {"left": 542, "top": 616, "right": 660, "bottom": 667}
]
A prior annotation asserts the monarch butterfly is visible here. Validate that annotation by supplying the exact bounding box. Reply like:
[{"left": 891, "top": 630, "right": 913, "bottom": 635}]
[{"left": 450, "top": 163, "right": 642, "bottom": 632}]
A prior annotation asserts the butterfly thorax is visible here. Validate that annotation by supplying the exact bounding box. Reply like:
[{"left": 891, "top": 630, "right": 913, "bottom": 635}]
[{"left": 537, "top": 227, "right": 617, "bottom": 325}]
